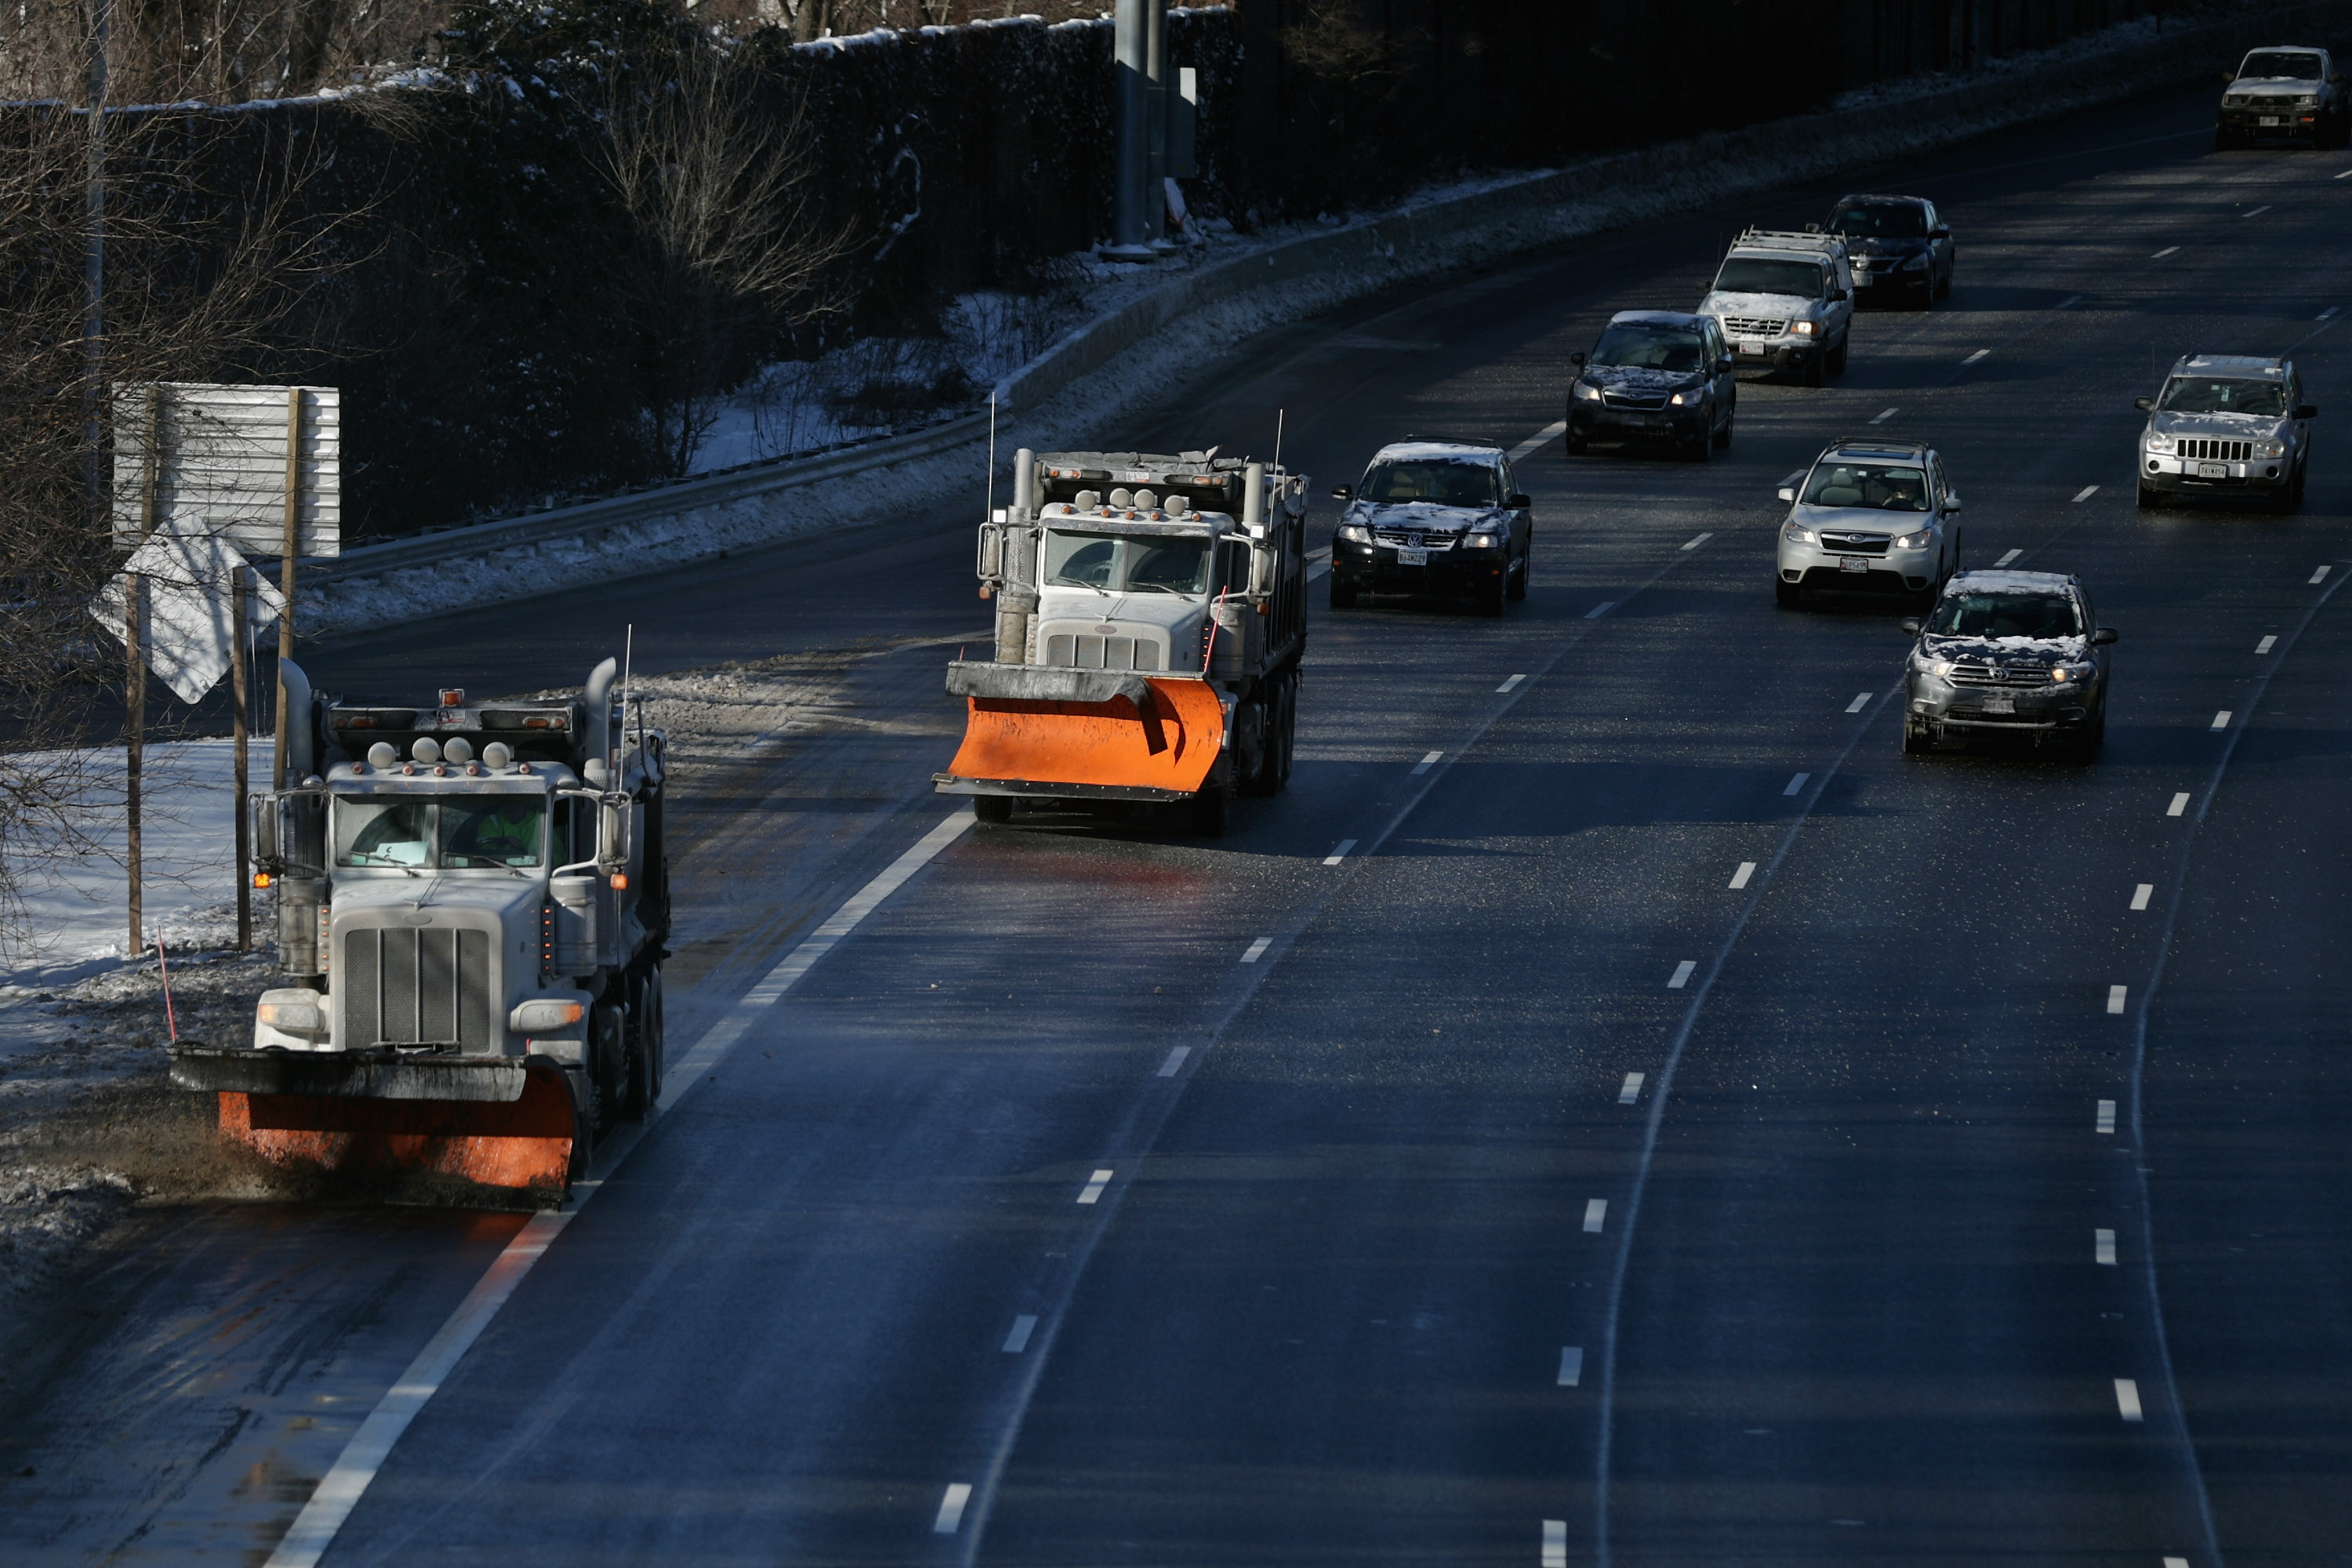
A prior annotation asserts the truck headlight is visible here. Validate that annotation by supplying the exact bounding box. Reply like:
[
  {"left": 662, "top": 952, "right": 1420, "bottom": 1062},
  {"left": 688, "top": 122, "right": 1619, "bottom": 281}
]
[
  {"left": 2255, "top": 438, "right": 2285, "bottom": 458},
  {"left": 510, "top": 998, "right": 586, "bottom": 1034},
  {"left": 1893, "top": 529, "right": 1934, "bottom": 549},
  {"left": 1572, "top": 379, "right": 1602, "bottom": 401},
  {"left": 1337, "top": 523, "right": 1372, "bottom": 543},
  {"left": 2143, "top": 431, "right": 2174, "bottom": 454},
  {"left": 256, "top": 997, "right": 325, "bottom": 1033},
  {"left": 1782, "top": 523, "right": 1817, "bottom": 545},
  {"left": 1791, "top": 321, "right": 1820, "bottom": 337}
]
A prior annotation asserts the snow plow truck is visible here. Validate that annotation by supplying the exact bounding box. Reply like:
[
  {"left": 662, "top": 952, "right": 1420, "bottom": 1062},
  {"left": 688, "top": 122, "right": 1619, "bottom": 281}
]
[
  {"left": 935, "top": 448, "right": 1308, "bottom": 833},
  {"left": 169, "top": 658, "right": 669, "bottom": 1206}
]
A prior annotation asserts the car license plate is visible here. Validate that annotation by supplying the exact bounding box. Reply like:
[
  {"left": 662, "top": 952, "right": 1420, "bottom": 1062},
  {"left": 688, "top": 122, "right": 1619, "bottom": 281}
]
[
  {"left": 1983, "top": 695, "right": 2015, "bottom": 714},
  {"left": 2259, "top": 115, "right": 2281, "bottom": 125},
  {"left": 1396, "top": 547, "right": 1428, "bottom": 566},
  {"left": 1838, "top": 556, "right": 1868, "bottom": 573},
  {"left": 2198, "top": 461, "right": 2228, "bottom": 478},
  {"left": 1741, "top": 339, "right": 1768, "bottom": 356}
]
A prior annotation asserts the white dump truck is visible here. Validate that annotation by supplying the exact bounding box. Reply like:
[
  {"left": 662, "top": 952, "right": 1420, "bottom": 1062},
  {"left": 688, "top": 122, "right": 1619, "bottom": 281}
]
[
  {"left": 935, "top": 448, "right": 1308, "bottom": 834},
  {"left": 169, "top": 659, "right": 670, "bottom": 1204}
]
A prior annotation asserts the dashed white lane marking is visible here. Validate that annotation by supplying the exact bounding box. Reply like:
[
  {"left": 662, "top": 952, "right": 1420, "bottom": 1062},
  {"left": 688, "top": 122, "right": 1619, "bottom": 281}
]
[
  {"left": 2166, "top": 1558, "right": 2192, "bottom": 1568},
  {"left": 1558, "top": 1347, "right": 1584, "bottom": 1386},
  {"left": 2131, "top": 884, "right": 2154, "bottom": 911},
  {"left": 1618, "top": 1072, "right": 1645, "bottom": 1105},
  {"left": 2057, "top": 294, "right": 2083, "bottom": 310},
  {"left": 1681, "top": 532, "right": 1712, "bottom": 550},
  {"left": 1322, "top": 838, "right": 1357, "bottom": 866},
  {"left": 1777, "top": 468, "right": 1808, "bottom": 492},
  {"left": 1963, "top": 348, "right": 1991, "bottom": 365},
  {"left": 1870, "top": 406, "right": 1897, "bottom": 423},
  {"left": 2211, "top": 710, "right": 2231, "bottom": 731},
  {"left": 2310, "top": 564, "right": 2331, "bottom": 585},
  {"left": 2116, "top": 1378, "right": 2145, "bottom": 1421},
  {"left": 935, "top": 1483, "right": 975, "bottom": 1534},
  {"left": 260, "top": 807, "right": 978, "bottom": 1568},
  {"left": 1995, "top": 548, "right": 2023, "bottom": 567},
  {"left": 2096, "top": 1229, "right": 2118, "bottom": 1266},
  {"left": 1542, "top": 1519, "right": 1569, "bottom": 1567},
  {"left": 1784, "top": 772, "right": 1809, "bottom": 797},
  {"left": 1412, "top": 750, "right": 1441, "bottom": 775},
  {"left": 2336, "top": 168, "right": 2352, "bottom": 178},
  {"left": 2256, "top": 634, "right": 2278, "bottom": 654},
  {"left": 2073, "top": 485, "right": 2100, "bottom": 503},
  {"left": 2098, "top": 1098, "right": 2118, "bottom": 1133},
  {"left": 2321, "top": 307, "right": 2343, "bottom": 321},
  {"left": 1076, "top": 1169, "right": 1113, "bottom": 1204},
  {"left": 1003, "top": 1315, "right": 1038, "bottom": 1353},
  {"left": 2243, "top": 205, "right": 2273, "bottom": 218},
  {"left": 1156, "top": 1045, "right": 1190, "bottom": 1077},
  {"left": 1730, "top": 862, "right": 1757, "bottom": 890},
  {"left": 1846, "top": 691, "right": 1872, "bottom": 713},
  {"left": 2168, "top": 792, "right": 2190, "bottom": 817},
  {"left": 1497, "top": 673, "right": 1526, "bottom": 692},
  {"left": 1241, "top": 936, "right": 1272, "bottom": 964},
  {"left": 2154, "top": 244, "right": 2182, "bottom": 256},
  {"left": 1583, "top": 1199, "right": 1608, "bottom": 1233},
  {"left": 2107, "top": 985, "right": 2129, "bottom": 1015},
  {"left": 1586, "top": 601, "right": 1615, "bottom": 619},
  {"left": 1667, "top": 960, "right": 1697, "bottom": 989},
  {"left": 1508, "top": 420, "right": 1570, "bottom": 463},
  {"left": 1307, "top": 560, "right": 1330, "bottom": 582}
]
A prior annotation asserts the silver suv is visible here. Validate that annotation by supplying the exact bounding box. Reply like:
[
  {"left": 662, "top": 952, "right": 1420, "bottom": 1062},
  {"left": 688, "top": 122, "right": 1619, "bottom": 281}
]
[
  {"left": 1899, "top": 569, "right": 2116, "bottom": 757},
  {"left": 1774, "top": 439, "right": 1962, "bottom": 607},
  {"left": 1698, "top": 227, "right": 1854, "bottom": 387},
  {"left": 2134, "top": 354, "right": 2317, "bottom": 513}
]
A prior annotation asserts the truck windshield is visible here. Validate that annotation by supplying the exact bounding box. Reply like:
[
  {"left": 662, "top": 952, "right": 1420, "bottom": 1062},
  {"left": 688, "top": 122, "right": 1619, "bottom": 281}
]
[
  {"left": 2240, "top": 51, "right": 2322, "bottom": 78},
  {"left": 1714, "top": 258, "right": 1824, "bottom": 298},
  {"left": 1042, "top": 530, "right": 1210, "bottom": 595},
  {"left": 2158, "top": 377, "right": 2288, "bottom": 416},
  {"left": 1359, "top": 460, "right": 1500, "bottom": 506},
  {"left": 335, "top": 797, "right": 547, "bottom": 869},
  {"left": 1588, "top": 325, "right": 1706, "bottom": 371},
  {"left": 1828, "top": 202, "right": 1926, "bottom": 238},
  {"left": 1802, "top": 462, "right": 1929, "bottom": 511},
  {"left": 1928, "top": 592, "right": 2083, "bottom": 640}
]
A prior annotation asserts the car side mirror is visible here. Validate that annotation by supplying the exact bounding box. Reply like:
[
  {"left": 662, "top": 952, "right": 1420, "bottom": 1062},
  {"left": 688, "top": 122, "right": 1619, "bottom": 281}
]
[
  {"left": 1931, "top": 227, "right": 1951, "bottom": 240},
  {"left": 1718, "top": 355, "right": 1734, "bottom": 373},
  {"left": 1568, "top": 350, "right": 1586, "bottom": 367},
  {"left": 1944, "top": 496, "right": 1962, "bottom": 513},
  {"left": 2296, "top": 403, "right": 2318, "bottom": 419},
  {"left": 1777, "top": 486, "right": 1797, "bottom": 504},
  {"left": 1330, "top": 485, "right": 1353, "bottom": 502},
  {"left": 2332, "top": 72, "right": 2345, "bottom": 83},
  {"left": 1804, "top": 221, "right": 1822, "bottom": 233},
  {"left": 2133, "top": 396, "right": 2154, "bottom": 412},
  {"left": 1899, "top": 617, "right": 1924, "bottom": 635},
  {"left": 2093, "top": 627, "right": 2118, "bottom": 645},
  {"left": 1507, "top": 493, "right": 1530, "bottom": 510},
  {"left": 1829, "top": 287, "right": 1849, "bottom": 302}
]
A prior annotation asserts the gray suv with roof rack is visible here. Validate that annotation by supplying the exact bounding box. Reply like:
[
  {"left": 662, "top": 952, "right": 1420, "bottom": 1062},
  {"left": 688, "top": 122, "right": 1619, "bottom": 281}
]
[
  {"left": 1899, "top": 569, "right": 2117, "bottom": 757},
  {"left": 1698, "top": 227, "right": 1854, "bottom": 387},
  {"left": 1329, "top": 438, "right": 1532, "bottom": 616},
  {"left": 1774, "top": 439, "right": 1962, "bottom": 607},
  {"left": 2135, "top": 353, "right": 2317, "bottom": 512}
]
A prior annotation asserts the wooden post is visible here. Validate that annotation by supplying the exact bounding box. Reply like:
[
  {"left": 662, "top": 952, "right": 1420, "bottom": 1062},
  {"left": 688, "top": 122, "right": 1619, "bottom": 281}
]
[
  {"left": 125, "top": 571, "right": 144, "bottom": 958},
  {"left": 272, "top": 387, "right": 302, "bottom": 789},
  {"left": 231, "top": 564, "right": 252, "bottom": 951}
]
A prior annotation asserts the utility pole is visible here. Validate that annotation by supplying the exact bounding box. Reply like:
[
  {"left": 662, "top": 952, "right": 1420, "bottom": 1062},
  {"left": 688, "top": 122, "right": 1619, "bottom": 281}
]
[
  {"left": 82, "top": 0, "right": 107, "bottom": 512},
  {"left": 125, "top": 572, "right": 143, "bottom": 956},
  {"left": 231, "top": 566, "right": 252, "bottom": 950},
  {"left": 1104, "top": 0, "right": 1155, "bottom": 260},
  {"left": 1143, "top": 0, "right": 1168, "bottom": 247}
]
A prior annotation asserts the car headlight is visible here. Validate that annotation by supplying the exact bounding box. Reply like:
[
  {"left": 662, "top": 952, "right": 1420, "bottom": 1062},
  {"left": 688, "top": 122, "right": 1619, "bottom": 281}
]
[
  {"left": 2050, "top": 662, "right": 2095, "bottom": 684},
  {"left": 1911, "top": 656, "right": 1952, "bottom": 679},
  {"left": 2297, "top": 94, "right": 2319, "bottom": 107},
  {"left": 2255, "top": 438, "right": 2285, "bottom": 458},
  {"left": 1337, "top": 523, "right": 1372, "bottom": 543},
  {"left": 1782, "top": 523, "right": 1817, "bottom": 545},
  {"left": 1791, "top": 320, "right": 1820, "bottom": 337},
  {"left": 1901, "top": 252, "right": 1929, "bottom": 270},
  {"left": 1670, "top": 388, "right": 1703, "bottom": 406},
  {"left": 1465, "top": 531, "right": 1505, "bottom": 549},
  {"left": 1572, "top": 379, "right": 1602, "bottom": 401},
  {"left": 1893, "top": 528, "right": 1934, "bottom": 549},
  {"left": 2143, "top": 431, "right": 2174, "bottom": 454}
]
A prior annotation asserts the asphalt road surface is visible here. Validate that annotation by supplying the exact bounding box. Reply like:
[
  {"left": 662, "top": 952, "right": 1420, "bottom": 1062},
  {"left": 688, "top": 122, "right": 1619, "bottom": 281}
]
[{"left": 6, "top": 74, "right": 2351, "bottom": 1567}]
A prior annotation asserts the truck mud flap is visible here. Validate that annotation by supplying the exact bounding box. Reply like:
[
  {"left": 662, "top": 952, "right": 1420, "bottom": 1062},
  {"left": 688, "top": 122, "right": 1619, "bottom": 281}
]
[
  {"left": 940, "top": 673, "right": 1224, "bottom": 796},
  {"left": 216, "top": 1056, "right": 576, "bottom": 1207}
]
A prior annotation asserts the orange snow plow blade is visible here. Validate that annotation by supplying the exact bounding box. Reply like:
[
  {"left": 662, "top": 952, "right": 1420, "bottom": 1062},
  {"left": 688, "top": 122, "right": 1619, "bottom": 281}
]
[
  {"left": 938, "top": 663, "right": 1225, "bottom": 797},
  {"left": 176, "top": 1050, "right": 578, "bottom": 1207}
]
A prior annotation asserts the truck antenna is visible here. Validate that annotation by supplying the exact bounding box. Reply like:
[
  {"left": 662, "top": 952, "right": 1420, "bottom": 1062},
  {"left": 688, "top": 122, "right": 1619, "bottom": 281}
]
[
  {"left": 985, "top": 394, "right": 998, "bottom": 525},
  {"left": 621, "top": 622, "right": 634, "bottom": 769},
  {"left": 1274, "top": 408, "right": 1284, "bottom": 470}
]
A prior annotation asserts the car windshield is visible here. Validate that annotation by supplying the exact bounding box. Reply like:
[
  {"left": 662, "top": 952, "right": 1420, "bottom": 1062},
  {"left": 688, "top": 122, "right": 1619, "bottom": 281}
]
[
  {"left": 1802, "top": 462, "right": 1930, "bottom": 512},
  {"left": 1359, "top": 459, "right": 1501, "bottom": 507},
  {"left": 1929, "top": 591, "right": 2085, "bottom": 641},
  {"left": 1714, "top": 258, "right": 1824, "bottom": 298},
  {"left": 1589, "top": 325, "right": 1707, "bottom": 371},
  {"left": 335, "top": 797, "right": 547, "bottom": 869},
  {"left": 1828, "top": 201, "right": 1926, "bottom": 238},
  {"left": 1041, "top": 529, "right": 1211, "bottom": 595},
  {"left": 2158, "top": 377, "right": 2288, "bottom": 416},
  {"left": 2240, "top": 51, "right": 2322, "bottom": 78}
]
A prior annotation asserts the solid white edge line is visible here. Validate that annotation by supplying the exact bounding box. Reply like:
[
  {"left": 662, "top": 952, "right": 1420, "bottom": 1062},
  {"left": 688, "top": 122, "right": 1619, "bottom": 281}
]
[
  {"left": 1508, "top": 419, "right": 1570, "bottom": 463},
  {"left": 1583, "top": 1199, "right": 1608, "bottom": 1233},
  {"left": 1846, "top": 691, "right": 1871, "bottom": 713},
  {"left": 1729, "top": 862, "right": 1756, "bottom": 890},
  {"left": 1995, "top": 548, "right": 2023, "bottom": 567},
  {"left": 1558, "top": 1347, "right": 1584, "bottom": 1386},
  {"left": 1322, "top": 837, "right": 1357, "bottom": 866},
  {"left": 2131, "top": 884, "right": 2154, "bottom": 911},
  {"left": 2073, "top": 485, "right": 2100, "bottom": 503},
  {"left": 1156, "top": 1045, "right": 1189, "bottom": 1078},
  {"left": 2116, "top": 1378, "right": 2145, "bottom": 1421},
  {"left": 2057, "top": 294, "right": 2084, "bottom": 310},
  {"left": 261, "top": 808, "right": 978, "bottom": 1568},
  {"left": 1003, "top": 1315, "right": 1038, "bottom": 1353},
  {"left": 935, "top": 1482, "right": 975, "bottom": 1533}
]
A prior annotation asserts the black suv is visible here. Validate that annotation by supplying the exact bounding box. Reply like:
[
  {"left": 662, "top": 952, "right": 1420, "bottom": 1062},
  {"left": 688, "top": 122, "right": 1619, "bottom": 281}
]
[
  {"left": 1822, "top": 194, "right": 1954, "bottom": 309},
  {"left": 1566, "top": 310, "right": 1735, "bottom": 460},
  {"left": 1329, "top": 439, "right": 1532, "bottom": 616}
]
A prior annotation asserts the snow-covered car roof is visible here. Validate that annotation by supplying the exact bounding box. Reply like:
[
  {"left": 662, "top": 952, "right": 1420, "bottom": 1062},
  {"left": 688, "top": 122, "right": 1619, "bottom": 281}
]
[
  {"left": 1944, "top": 568, "right": 2079, "bottom": 594},
  {"left": 2171, "top": 354, "right": 2287, "bottom": 377},
  {"left": 1606, "top": 310, "right": 1709, "bottom": 331},
  {"left": 1370, "top": 439, "right": 1501, "bottom": 465}
]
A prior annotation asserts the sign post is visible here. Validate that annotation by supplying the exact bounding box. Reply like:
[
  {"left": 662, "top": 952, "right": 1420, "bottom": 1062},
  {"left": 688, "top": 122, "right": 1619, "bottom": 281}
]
[
  {"left": 230, "top": 564, "right": 252, "bottom": 950},
  {"left": 124, "top": 572, "right": 144, "bottom": 957}
]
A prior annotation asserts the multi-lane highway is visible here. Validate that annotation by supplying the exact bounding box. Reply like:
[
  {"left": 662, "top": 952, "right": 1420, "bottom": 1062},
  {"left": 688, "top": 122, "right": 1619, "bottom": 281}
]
[{"left": 6, "top": 74, "right": 2350, "bottom": 1566}]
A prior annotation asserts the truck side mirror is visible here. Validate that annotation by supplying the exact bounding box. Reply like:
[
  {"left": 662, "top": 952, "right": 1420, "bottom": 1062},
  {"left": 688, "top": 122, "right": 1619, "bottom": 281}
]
[
  {"left": 2297, "top": 403, "right": 2319, "bottom": 419},
  {"left": 2133, "top": 396, "right": 2154, "bottom": 412},
  {"left": 253, "top": 795, "right": 280, "bottom": 865},
  {"left": 598, "top": 793, "right": 632, "bottom": 874},
  {"left": 1247, "top": 542, "right": 1275, "bottom": 598},
  {"left": 1330, "top": 484, "right": 1353, "bottom": 502},
  {"left": 2094, "top": 627, "right": 2119, "bottom": 645}
]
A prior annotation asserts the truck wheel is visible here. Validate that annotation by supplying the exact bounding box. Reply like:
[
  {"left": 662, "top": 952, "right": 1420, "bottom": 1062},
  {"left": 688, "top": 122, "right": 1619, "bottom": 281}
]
[
  {"left": 1328, "top": 575, "right": 1358, "bottom": 610},
  {"left": 1274, "top": 672, "right": 1297, "bottom": 787},
  {"left": 1241, "top": 699, "right": 1279, "bottom": 797},
  {"left": 973, "top": 794, "right": 1014, "bottom": 824},
  {"left": 1189, "top": 781, "right": 1230, "bottom": 837},
  {"left": 619, "top": 993, "right": 652, "bottom": 1123},
  {"left": 641, "top": 969, "right": 665, "bottom": 1102}
]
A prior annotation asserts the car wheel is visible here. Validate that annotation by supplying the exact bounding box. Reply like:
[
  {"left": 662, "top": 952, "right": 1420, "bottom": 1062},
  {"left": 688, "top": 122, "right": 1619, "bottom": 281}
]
[
  {"left": 1329, "top": 575, "right": 1358, "bottom": 609},
  {"left": 1915, "top": 279, "right": 1933, "bottom": 312},
  {"left": 1475, "top": 570, "right": 1506, "bottom": 617},
  {"left": 973, "top": 793, "right": 1014, "bottom": 825},
  {"left": 2136, "top": 482, "right": 2162, "bottom": 511},
  {"left": 1901, "top": 720, "right": 1933, "bottom": 756},
  {"left": 1773, "top": 579, "right": 1800, "bottom": 608},
  {"left": 1566, "top": 432, "right": 1588, "bottom": 456},
  {"left": 1828, "top": 336, "right": 1849, "bottom": 375},
  {"left": 1802, "top": 352, "right": 1825, "bottom": 388},
  {"left": 1713, "top": 408, "right": 1733, "bottom": 448},
  {"left": 1936, "top": 267, "right": 1952, "bottom": 300},
  {"left": 1507, "top": 532, "right": 1530, "bottom": 601},
  {"left": 2271, "top": 481, "right": 2297, "bottom": 515},
  {"left": 2216, "top": 125, "right": 2238, "bottom": 150},
  {"left": 1682, "top": 426, "right": 1711, "bottom": 462}
]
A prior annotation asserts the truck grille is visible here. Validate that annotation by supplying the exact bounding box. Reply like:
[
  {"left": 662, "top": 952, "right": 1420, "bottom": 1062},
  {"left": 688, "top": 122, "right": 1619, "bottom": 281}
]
[
  {"left": 1947, "top": 663, "right": 2052, "bottom": 688},
  {"left": 1816, "top": 531, "right": 1889, "bottom": 555},
  {"left": 342, "top": 926, "right": 496, "bottom": 1050},
  {"left": 1372, "top": 528, "right": 1459, "bottom": 550},
  {"left": 2176, "top": 437, "right": 2252, "bottom": 463},
  {"left": 1722, "top": 318, "right": 1788, "bottom": 337},
  {"left": 1042, "top": 633, "right": 1161, "bottom": 671}
]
